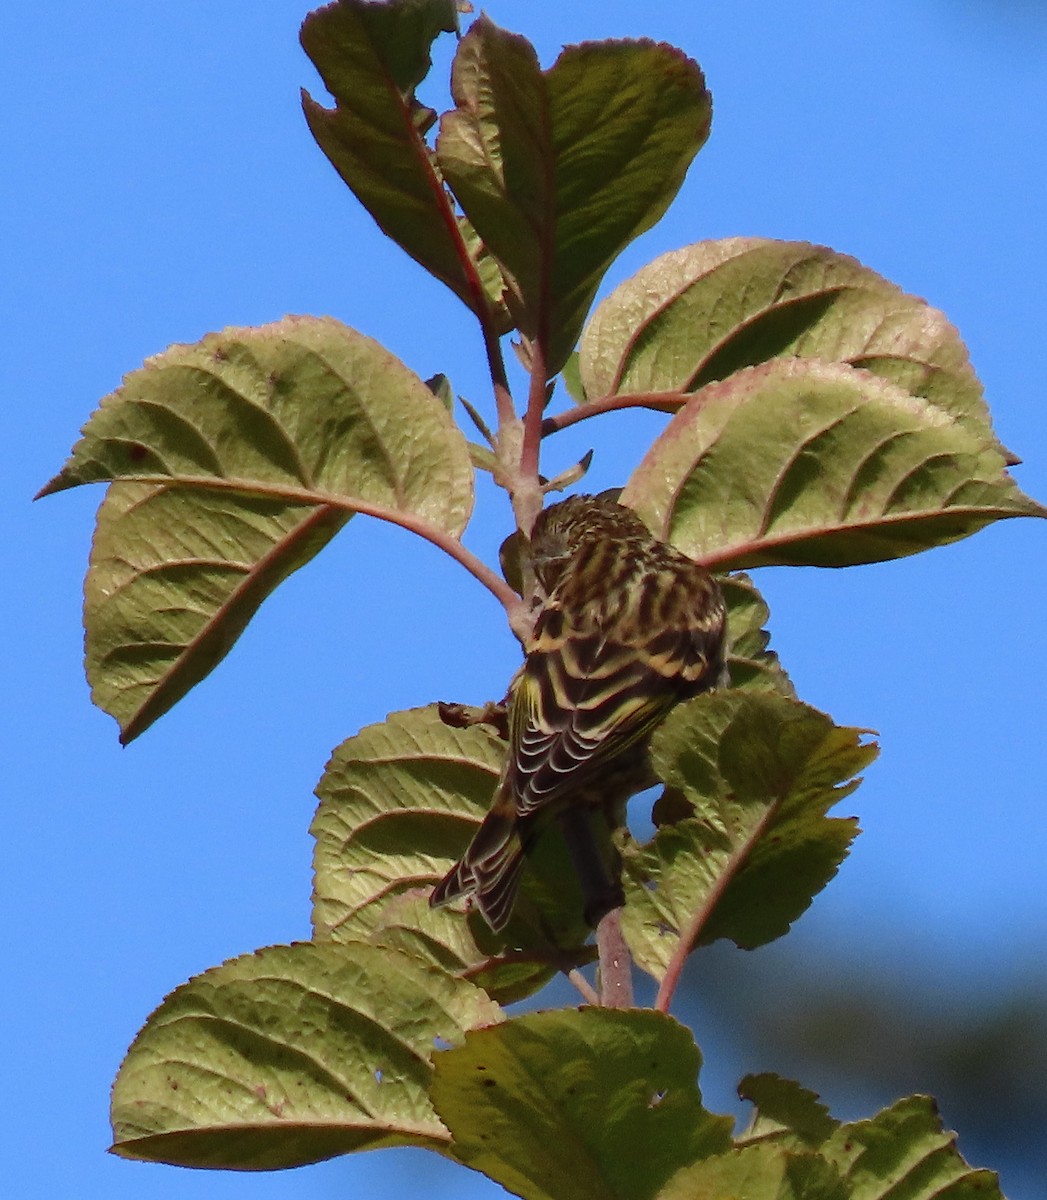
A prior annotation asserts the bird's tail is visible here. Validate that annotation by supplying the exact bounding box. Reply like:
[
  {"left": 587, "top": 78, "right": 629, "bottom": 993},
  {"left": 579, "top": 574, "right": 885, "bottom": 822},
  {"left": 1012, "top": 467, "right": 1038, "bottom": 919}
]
[{"left": 430, "top": 790, "right": 526, "bottom": 932}]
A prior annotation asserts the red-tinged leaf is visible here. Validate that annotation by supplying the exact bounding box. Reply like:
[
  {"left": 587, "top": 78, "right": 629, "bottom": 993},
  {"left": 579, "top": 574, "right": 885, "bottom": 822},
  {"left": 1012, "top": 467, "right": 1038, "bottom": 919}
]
[
  {"left": 438, "top": 20, "right": 711, "bottom": 376},
  {"left": 39, "top": 317, "right": 474, "bottom": 739},
  {"left": 579, "top": 238, "right": 1009, "bottom": 458},
  {"left": 621, "top": 359, "right": 1044, "bottom": 571},
  {"left": 300, "top": 0, "right": 511, "bottom": 328},
  {"left": 110, "top": 941, "right": 500, "bottom": 1170}
]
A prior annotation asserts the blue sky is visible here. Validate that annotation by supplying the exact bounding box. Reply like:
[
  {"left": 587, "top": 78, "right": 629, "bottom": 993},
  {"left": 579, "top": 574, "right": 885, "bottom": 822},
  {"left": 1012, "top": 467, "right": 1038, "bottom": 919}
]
[{"left": 4, "top": 2, "right": 1046, "bottom": 1197}]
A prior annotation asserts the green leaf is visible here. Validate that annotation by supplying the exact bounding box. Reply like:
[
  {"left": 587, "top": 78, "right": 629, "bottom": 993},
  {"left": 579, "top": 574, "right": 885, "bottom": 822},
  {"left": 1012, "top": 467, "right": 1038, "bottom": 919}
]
[
  {"left": 430, "top": 1009, "right": 733, "bottom": 1200},
  {"left": 737, "top": 1073, "right": 839, "bottom": 1151},
  {"left": 39, "top": 316, "right": 474, "bottom": 528},
  {"left": 621, "top": 693, "right": 874, "bottom": 980},
  {"left": 84, "top": 483, "right": 348, "bottom": 743},
  {"left": 822, "top": 1096, "right": 1004, "bottom": 1200},
  {"left": 658, "top": 1142, "right": 846, "bottom": 1200},
  {"left": 299, "top": 0, "right": 510, "bottom": 327},
  {"left": 621, "top": 358, "right": 1045, "bottom": 571},
  {"left": 307, "top": 0, "right": 458, "bottom": 95},
  {"left": 720, "top": 573, "right": 794, "bottom": 697},
  {"left": 425, "top": 371, "right": 455, "bottom": 414},
  {"left": 110, "top": 941, "right": 501, "bottom": 1170},
  {"left": 560, "top": 350, "right": 588, "bottom": 404},
  {"left": 437, "top": 20, "right": 711, "bottom": 376},
  {"left": 689, "top": 1085, "right": 1003, "bottom": 1200},
  {"left": 38, "top": 318, "right": 474, "bottom": 737},
  {"left": 665, "top": 1086, "right": 1003, "bottom": 1199},
  {"left": 312, "top": 705, "right": 593, "bottom": 1005},
  {"left": 578, "top": 237, "right": 1007, "bottom": 456}
]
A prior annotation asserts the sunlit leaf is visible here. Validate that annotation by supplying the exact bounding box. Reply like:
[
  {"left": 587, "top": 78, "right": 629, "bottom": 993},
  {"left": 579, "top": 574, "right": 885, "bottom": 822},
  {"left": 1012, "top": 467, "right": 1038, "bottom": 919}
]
[
  {"left": 110, "top": 941, "right": 500, "bottom": 1170},
  {"left": 678, "top": 1085, "right": 1004, "bottom": 1200},
  {"left": 85, "top": 483, "right": 348, "bottom": 742},
  {"left": 38, "top": 317, "right": 474, "bottom": 738},
  {"left": 622, "top": 359, "right": 1044, "bottom": 571},
  {"left": 430, "top": 1009, "right": 732, "bottom": 1200},
  {"left": 579, "top": 237, "right": 1006, "bottom": 456},
  {"left": 438, "top": 19, "right": 711, "bottom": 376},
  {"left": 40, "top": 316, "right": 474, "bottom": 531},
  {"left": 622, "top": 693, "right": 874, "bottom": 980},
  {"left": 312, "top": 705, "right": 593, "bottom": 1005}
]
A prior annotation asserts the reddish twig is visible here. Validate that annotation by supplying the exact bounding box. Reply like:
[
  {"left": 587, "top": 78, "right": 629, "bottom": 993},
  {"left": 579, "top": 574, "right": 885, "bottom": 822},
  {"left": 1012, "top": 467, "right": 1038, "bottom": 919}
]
[
  {"left": 540, "top": 390, "right": 689, "bottom": 437},
  {"left": 567, "top": 968, "right": 600, "bottom": 1006}
]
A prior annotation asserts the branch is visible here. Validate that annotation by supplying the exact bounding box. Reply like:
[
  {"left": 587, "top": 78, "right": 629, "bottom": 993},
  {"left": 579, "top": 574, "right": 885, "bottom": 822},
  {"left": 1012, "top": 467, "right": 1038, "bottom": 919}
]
[{"left": 596, "top": 908, "right": 633, "bottom": 1008}]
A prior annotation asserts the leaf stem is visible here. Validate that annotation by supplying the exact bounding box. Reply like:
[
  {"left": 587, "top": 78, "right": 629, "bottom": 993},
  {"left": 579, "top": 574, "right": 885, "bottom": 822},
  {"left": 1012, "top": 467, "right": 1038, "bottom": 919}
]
[
  {"left": 540, "top": 390, "right": 689, "bottom": 437},
  {"left": 390, "top": 507, "right": 525, "bottom": 623}
]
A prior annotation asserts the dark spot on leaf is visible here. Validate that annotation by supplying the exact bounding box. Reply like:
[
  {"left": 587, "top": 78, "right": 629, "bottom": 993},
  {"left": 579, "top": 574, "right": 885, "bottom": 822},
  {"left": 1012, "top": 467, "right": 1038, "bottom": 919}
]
[
  {"left": 128, "top": 443, "right": 149, "bottom": 462},
  {"left": 483, "top": 1078, "right": 497, "bottom": 1088}
]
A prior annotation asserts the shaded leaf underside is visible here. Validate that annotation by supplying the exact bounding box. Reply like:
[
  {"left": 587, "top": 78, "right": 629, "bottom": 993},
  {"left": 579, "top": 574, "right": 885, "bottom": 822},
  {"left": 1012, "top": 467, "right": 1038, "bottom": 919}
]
[
  {"left": 437, "top": 21, "right": 711, "bottom": 376},
  {"left": 110, "top": 941, "right": 500, "bottom": 1170},
  {"left": 430, "top": 1008, "right": 732, "bottom": 1200},
  {"left": 300, "top": 0, "right": 511, "bottom": 328}
]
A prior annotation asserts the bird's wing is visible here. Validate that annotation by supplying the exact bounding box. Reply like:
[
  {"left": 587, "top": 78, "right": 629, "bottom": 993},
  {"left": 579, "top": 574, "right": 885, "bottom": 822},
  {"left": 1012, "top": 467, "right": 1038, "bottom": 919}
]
[{"left": 508, "top": 615, "right": 717, "bottom": 818}]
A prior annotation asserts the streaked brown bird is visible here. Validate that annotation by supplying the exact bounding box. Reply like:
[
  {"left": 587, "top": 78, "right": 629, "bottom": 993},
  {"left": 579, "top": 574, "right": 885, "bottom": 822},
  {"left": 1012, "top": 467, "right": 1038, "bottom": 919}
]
[{"left": 430, "top": 492, "right": 727, "bottom": 932}]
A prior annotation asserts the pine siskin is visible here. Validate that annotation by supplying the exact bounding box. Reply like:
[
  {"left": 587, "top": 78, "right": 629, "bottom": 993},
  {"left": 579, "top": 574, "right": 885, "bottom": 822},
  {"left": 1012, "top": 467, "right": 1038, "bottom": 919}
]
[{"left": 430, "top": 492, "right": 728, "bottom": 932}]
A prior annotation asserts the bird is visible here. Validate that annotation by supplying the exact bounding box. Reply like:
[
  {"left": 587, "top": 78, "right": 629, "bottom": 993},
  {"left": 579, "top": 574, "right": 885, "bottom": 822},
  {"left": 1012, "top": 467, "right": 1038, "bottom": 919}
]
[{"left": 429, "top": 492, "right": 728, "bottom": 933}]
